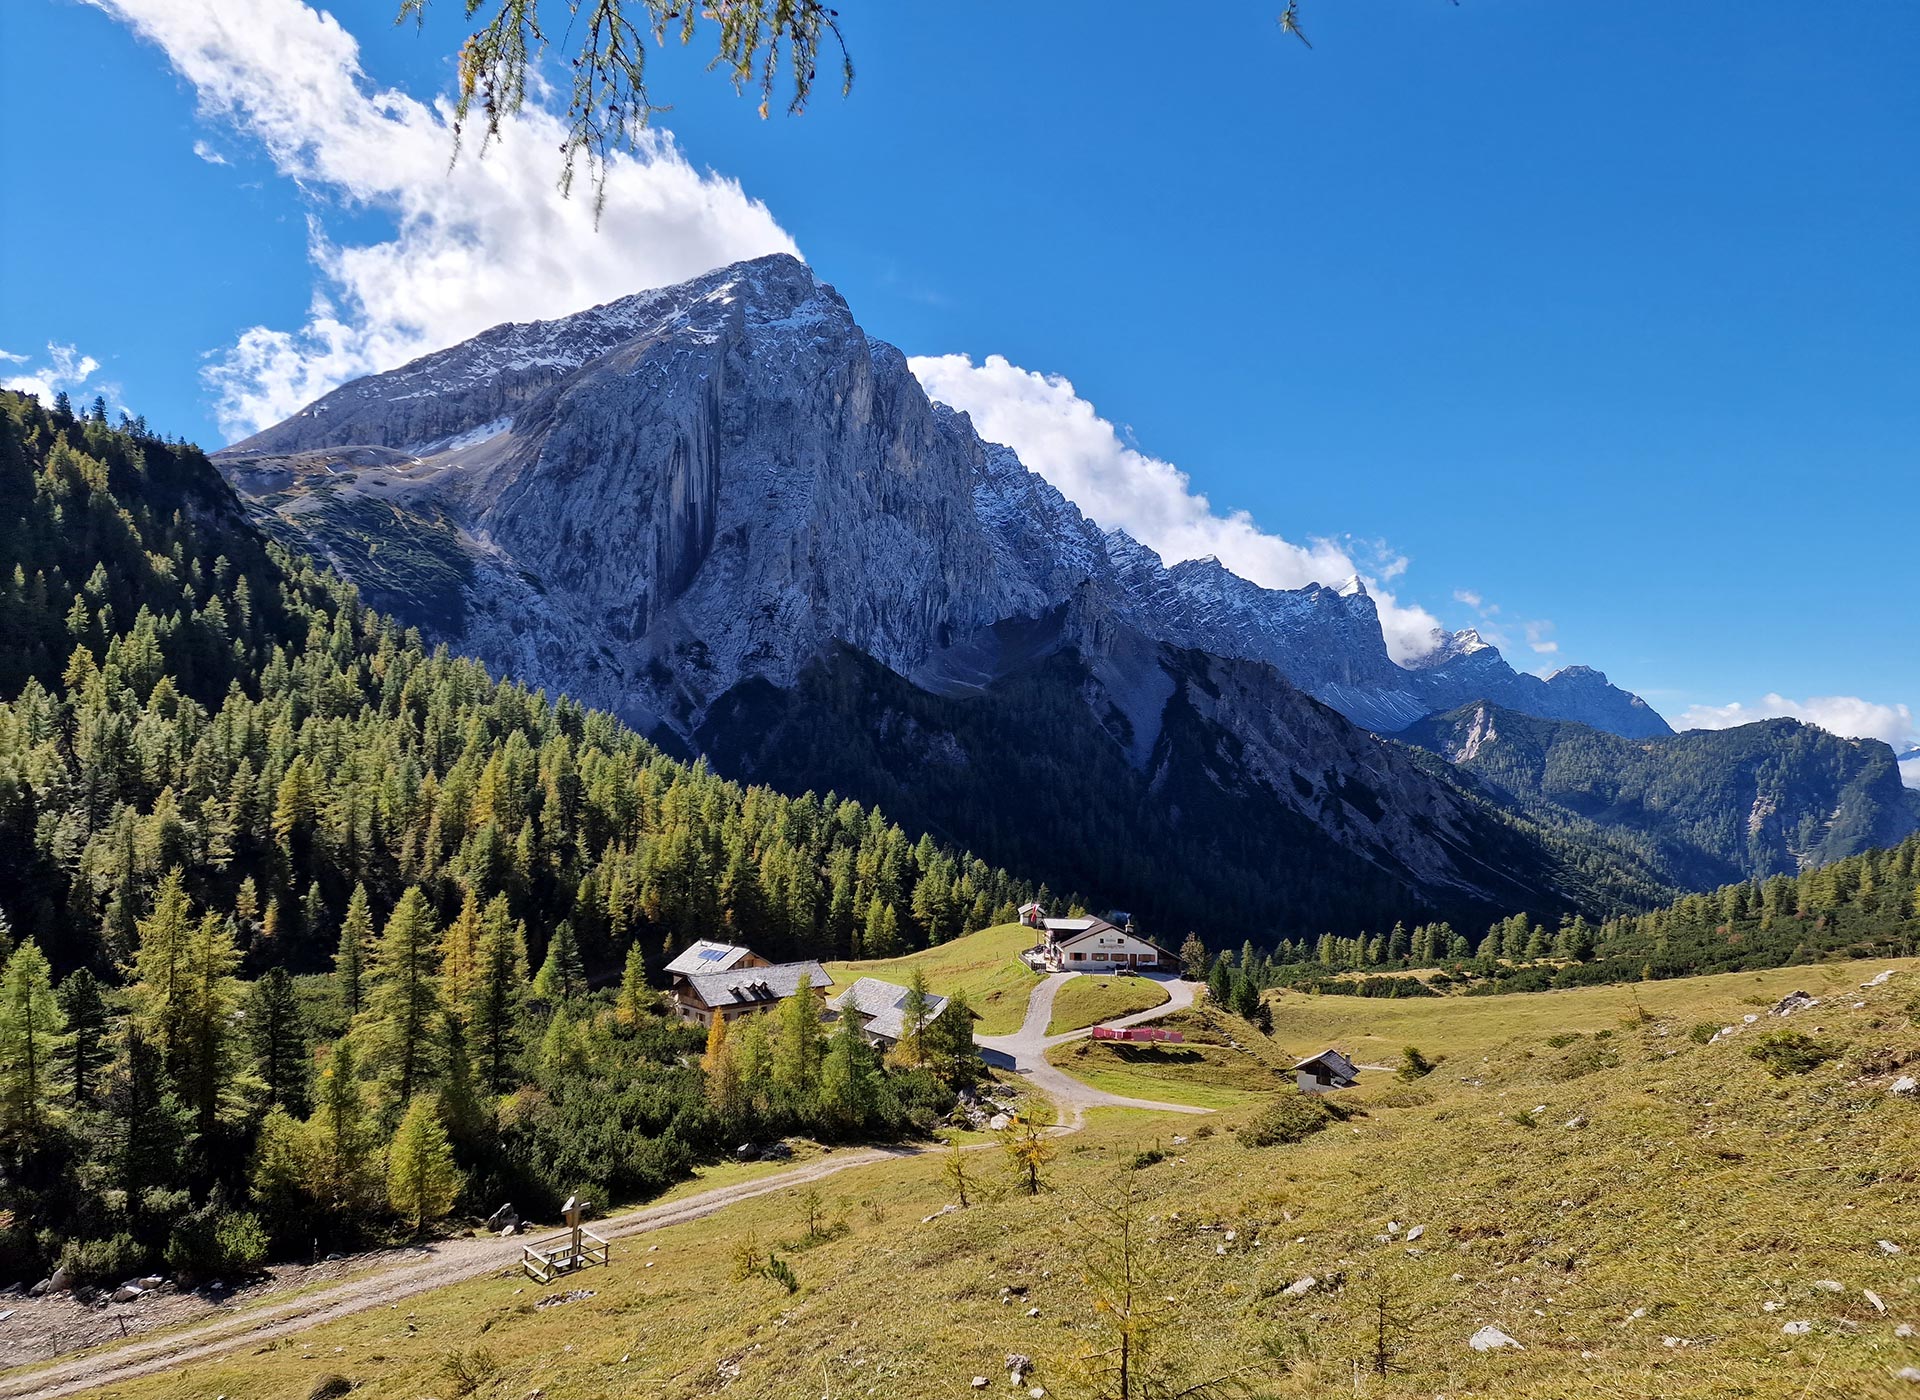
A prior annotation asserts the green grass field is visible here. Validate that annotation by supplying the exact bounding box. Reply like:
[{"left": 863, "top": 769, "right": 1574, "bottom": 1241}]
[
  {"left": 38, "top": 954, "right": 1920, "bottom": 1400},
  {"left": 1044, "top": 972, "right": 1170, "bottom": 1034},
  {"left": 1046, "top": 1036, "right": 1280, "bottom": 1108},
  {"left": 822, "top": 922, "right": 1041, "bottom": 1035}
]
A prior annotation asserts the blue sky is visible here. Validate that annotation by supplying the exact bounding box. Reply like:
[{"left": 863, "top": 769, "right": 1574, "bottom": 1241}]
[{"left": 3, "top": 0, "right": 1916, "bottom": 760}]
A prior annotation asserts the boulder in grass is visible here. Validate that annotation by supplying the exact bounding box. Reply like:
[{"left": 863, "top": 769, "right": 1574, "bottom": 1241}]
[
  {"left": 1468, "top": 1325, "right": 1523, "bottom": 1352},
  {"left": 1892, "top": 1077, "right": 1919, "bottom": 1097}
]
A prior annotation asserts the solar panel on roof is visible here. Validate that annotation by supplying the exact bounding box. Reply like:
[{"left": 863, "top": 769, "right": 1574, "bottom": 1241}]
[{"left": 697, "top": 947, "right": 728, "bottom": 961}]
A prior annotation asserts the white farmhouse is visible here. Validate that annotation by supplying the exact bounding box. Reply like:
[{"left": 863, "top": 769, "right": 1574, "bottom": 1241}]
[{"left": 1023, "top": 914, "right": 1171, "bottom": 973}]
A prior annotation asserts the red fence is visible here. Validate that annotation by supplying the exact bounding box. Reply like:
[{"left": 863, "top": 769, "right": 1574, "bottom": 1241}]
[{"left": 1090, "top": 1026, "right": 1184, "bottom": 1043}]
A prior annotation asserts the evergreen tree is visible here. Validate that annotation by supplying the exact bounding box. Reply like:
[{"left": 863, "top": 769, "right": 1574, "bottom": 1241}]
[
  {"left": 248, "top": 966, "right": 310, "bottom": 1115},
  {"left": 925, "top": 992, "right": 981, "bottom": 1090},
  {"left": 532, "top": 919, "right": 586, "bottom": 1002},
  {"left": 468, "top": 895, "right": 528, "bottom": 1093},
  {"left": 819, "top": 1008, "right": 880, "bottom": 1131},
  {"left": 56, "top": 966, "right": 111, "bottom": 1107}
]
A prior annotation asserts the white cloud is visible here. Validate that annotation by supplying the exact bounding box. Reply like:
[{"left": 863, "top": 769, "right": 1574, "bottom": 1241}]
[
  {"left": 1523, "top": 620, "right": 1559, "bottom": 656},
  {"left": 88, "top": 0, "right": 797, "bottom": 440},
  {"left": 908, "top": 352, "right": 1446, "bottom": 662},
  {"left": 1453, "top": 588, "right": 1483, "bottom": 610},
  {"left": 190, "top": 138, "right": 228, "bottom": 166},
  {"left": 1, "top": 342, "right": 102, "bottom": 404},
  {"left": 1680, "top": 693, "right": 1920, "bottom": 785}
]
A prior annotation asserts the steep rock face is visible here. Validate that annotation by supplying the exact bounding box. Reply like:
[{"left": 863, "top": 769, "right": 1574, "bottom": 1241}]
[
  {"left": 1403, "top": 704, "right": 1920, "bottom": 887},
  {"left": 220, "top": 254, "right": 1669, "bottom": 744}
]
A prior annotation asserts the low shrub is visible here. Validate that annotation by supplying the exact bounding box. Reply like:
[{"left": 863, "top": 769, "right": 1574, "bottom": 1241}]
[
  {"left": 1238, "top": 1091, "right": 1348, "bottom": 1148},
  {"left": 165, "top": 1202, "right": 269, "bottom": 1282},
  {"left": 1688, "top": 1021, "right": 1720, "bottom": 1045},
  {"left": 1747, "top": 1030, "right": 1843, "bottom": 1079},
  {"left": 57, "top": 1232, "right": 151, "bottom": 1287}
]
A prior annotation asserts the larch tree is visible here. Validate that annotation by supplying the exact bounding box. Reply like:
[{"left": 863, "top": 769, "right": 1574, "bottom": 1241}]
[
  {"left": 616, "top": 939, "right": 655, "bottom": 1024},
  {"left": 334, "top": 882, "right": 374, "bottom": 1018},
  {"left": 176, "top": 911, "right": 248, "bottom": 1138},
  {"left": 441, "top": 886, "right": 482, "bottom": 1015},
  {"left": 0, "top": 941, "right": 69, "bottom": 1138},
  {"left": 702, "top": 1009, "right": 730, "bottom": 1073},
  {"left": 125, "top": 868, "right": 195, "bottom": 1070},
  {"left": 898, "top": 966, "right": 932, "bottom": 1069},
  {"left": 386, "top": 1095, "right": 463, "bottom": 1234},
  {"left": 773, "top": 977, "right": 824, "bottom": 1103},
  {"left": 357, "top": 885, "right": 444, "bottom": 1110}
]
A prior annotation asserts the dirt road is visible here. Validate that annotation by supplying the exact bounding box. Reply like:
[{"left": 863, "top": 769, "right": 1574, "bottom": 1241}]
[{"left": 974, "top": 970, "right": 1210, "bottom": 1126}]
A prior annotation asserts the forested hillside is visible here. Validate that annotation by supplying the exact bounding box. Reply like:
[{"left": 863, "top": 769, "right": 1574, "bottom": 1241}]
[
  {"left": 1208, "top": 835, "right": 1920, "bottom": 1004},
  {"left": 1403, "top": 702, "right": 1919, "bottom": 888},
  {"left": 0, "top": 392, "right": 1000, "bottom": 1286}
]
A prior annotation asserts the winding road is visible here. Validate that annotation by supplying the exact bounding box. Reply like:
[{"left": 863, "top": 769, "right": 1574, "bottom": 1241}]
[
  {"left": 975, "top": 971, "right": 1211, "bottom": 1126},
  {"left": 0, "top": 970, "right": 1208, "bottom": 1398}
]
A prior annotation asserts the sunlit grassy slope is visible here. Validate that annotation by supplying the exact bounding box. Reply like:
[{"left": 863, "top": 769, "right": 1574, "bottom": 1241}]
[
  {"left": 823, "top": 922, "right": 1041, "bottom": 1035},
  {"left": 1045, "top": 972, "right": 1170, "bottom": 1034},
  {"left": 62, "top": 956, "right": 1920, "bottom": 1400}
]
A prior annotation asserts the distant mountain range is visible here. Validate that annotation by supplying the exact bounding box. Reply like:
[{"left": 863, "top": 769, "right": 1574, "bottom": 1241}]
[
  {"left": 216, "top": 254, "right": 1917, "bottom": 935},
  {"left": 1403, "top": 703, "right": 1920, "bottom": 891}
]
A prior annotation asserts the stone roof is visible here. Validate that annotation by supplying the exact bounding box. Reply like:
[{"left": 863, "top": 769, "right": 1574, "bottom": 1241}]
[
  {"left": 682, "top": 961, "right": 831, "bottom": 1008},
  {"left": 830, "top": 976, "right": 950, "bottom": 1043},
  {"left": 665, "top": 939, "right": 756, "bottom": 976}
]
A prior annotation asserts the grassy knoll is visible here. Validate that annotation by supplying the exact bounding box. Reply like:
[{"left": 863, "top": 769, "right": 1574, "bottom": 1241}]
[
  {"left": 823, "top": 922, "right": 1040, "bottom": 1035},
  {"left": 53, "top": 955, "right": 1920, "bottom": 1400},
  {"left": 1261, "top": 955, "right": 1920, "bottom": 1071},
  {"left": 1045, "top": 972, "right": 1170, "bottom": 1034},
  {"left": 1047, "top": 1036, "right": 1280, "bottom": 1109}
]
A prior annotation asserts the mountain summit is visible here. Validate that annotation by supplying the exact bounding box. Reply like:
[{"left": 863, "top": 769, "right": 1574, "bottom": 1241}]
[{"left": 223, "top": 253, "right": 1665, "bottom": 742}]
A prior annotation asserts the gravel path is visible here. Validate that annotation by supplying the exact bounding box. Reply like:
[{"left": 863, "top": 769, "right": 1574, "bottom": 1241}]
[
  {"left": 4, "top": 973, "right": 1207, "bottom": 1396},
  {"left": 974, "top": 971, "right": 1211, "bottom": 1127}
]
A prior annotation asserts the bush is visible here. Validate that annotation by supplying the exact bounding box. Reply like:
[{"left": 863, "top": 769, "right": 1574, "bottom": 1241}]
[
  {"left": 1239, "top": 1091, "right": 1348, "bottom": 1148},
  {"left": 57, "top": 1232, "right": 152, "bottom": 1287},
  {"left": 1397, "top": 1046, "right": 1437, "bottom": 1080},
  {"left": 308, "top": 1374, "right": 355, "bottom": 1400},
  {"left": 165, "top": 1202, "right": 269, "bottom": 1282},
  {"left": 1747, "top": 1030, "right": 1843, "bottom": 1079},
  {"left": 439, "top": 1347, "right": 499, "bottom": 1396},
  {"left": 1687, "top": 1021, "right": 1720, "bottom": 1045}
]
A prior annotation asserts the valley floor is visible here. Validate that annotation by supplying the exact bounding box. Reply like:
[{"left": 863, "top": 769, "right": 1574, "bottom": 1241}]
[{"left": 6, "top": 955, "right": 1920, "bottom": 1399}]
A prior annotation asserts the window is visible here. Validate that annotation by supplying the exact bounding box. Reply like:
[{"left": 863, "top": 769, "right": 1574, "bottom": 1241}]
[{"left": 1071, "top": 952, "right": 1085, "bottom": 961}]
